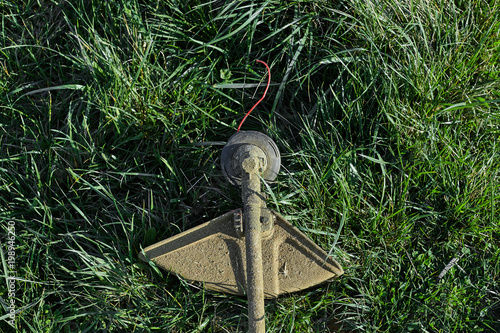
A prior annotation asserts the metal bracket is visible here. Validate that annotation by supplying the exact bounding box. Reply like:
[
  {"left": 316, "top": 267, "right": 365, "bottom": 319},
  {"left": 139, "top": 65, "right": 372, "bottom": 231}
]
[
  {"left": 233, "top": 208, "right": 274, "bottom": 239},
  {"left": 233, "top": 209, "right": 243, "bottom": 237}
]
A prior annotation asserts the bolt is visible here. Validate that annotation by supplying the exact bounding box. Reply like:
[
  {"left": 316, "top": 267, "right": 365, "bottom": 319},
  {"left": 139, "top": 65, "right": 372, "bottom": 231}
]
[{"left": 242, "top": 157, "right": 259, "bottom": 173}]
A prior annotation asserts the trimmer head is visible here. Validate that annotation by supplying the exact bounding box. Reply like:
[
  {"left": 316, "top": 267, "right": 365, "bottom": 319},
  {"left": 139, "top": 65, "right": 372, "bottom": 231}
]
[{"left": 221, "top": 131, "right": 280, "bottom": 186}]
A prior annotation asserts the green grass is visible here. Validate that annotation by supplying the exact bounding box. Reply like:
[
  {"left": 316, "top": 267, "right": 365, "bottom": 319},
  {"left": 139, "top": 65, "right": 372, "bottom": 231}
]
[{"left": 1, "top": 0, "right": 499, "bottom": 331}]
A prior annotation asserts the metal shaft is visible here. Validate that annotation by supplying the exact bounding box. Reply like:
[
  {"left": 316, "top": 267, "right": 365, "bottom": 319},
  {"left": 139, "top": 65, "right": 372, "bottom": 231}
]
[{"left": 241, "top": 155, "right": 265, "bottom": 333}]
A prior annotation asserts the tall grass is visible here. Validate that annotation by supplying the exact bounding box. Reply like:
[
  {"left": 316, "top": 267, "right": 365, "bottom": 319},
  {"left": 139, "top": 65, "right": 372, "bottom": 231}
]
[{"left": 1, "top": 0, "right": 499, "bottom": 331}]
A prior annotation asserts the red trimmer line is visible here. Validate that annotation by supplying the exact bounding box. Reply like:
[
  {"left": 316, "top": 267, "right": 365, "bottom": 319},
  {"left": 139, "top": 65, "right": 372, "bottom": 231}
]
[{"left": 237, "top": 60, "right": 271, "bottom": 132}]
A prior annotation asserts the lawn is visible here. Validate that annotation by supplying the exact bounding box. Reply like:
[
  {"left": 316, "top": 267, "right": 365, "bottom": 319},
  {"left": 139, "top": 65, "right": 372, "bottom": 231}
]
[{"left": 1, "top": 0, "right": 499, "bottom": 332}]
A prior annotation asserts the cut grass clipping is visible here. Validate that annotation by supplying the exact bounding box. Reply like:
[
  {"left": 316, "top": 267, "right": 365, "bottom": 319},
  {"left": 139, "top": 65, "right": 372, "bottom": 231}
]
[{"left": 1, "top": 0, "right": 499, "bottom": 332}]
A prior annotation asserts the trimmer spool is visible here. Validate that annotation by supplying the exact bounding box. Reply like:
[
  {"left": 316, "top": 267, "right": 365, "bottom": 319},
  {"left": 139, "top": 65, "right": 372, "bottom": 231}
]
[
  {"left": 221, "top": 130, "right": 281, "bottom": 186},
  {"left": 140, "top": 130, "right": 344, "bottom": 333}
]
